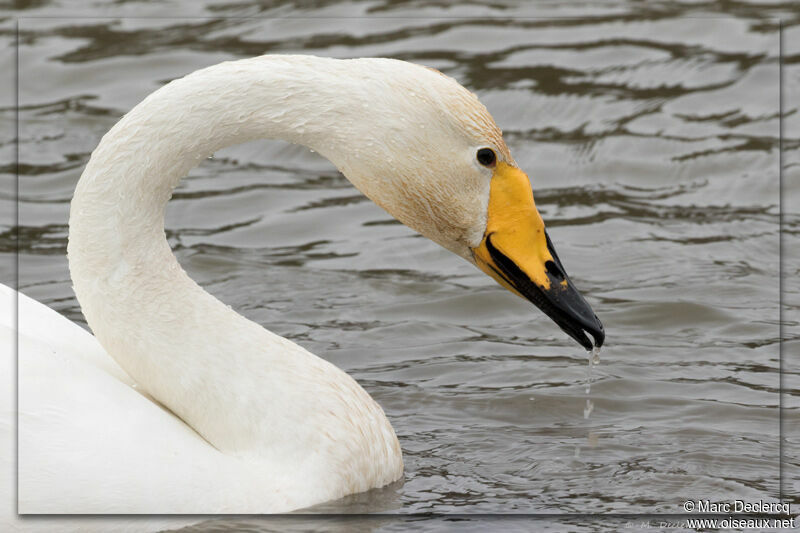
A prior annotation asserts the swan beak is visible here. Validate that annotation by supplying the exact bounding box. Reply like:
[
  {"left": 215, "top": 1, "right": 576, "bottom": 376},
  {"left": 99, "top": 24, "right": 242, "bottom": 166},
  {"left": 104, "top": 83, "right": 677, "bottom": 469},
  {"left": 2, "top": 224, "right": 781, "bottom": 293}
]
[{"left": 471, "top": 163, "right": 604, "bottom": 351}]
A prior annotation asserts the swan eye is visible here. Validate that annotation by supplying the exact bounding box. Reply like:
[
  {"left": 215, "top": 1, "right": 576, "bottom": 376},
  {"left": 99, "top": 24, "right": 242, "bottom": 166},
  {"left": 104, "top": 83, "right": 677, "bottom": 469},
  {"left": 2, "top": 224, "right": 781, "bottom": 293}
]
[{"left": 476, "top": 148, "right": 496, "bottom": 168}]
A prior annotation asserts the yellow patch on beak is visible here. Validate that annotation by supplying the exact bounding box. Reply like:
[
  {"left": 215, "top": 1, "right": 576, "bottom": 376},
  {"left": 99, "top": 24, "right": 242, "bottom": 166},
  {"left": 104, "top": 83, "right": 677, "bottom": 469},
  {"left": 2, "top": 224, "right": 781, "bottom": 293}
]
[
  {"left": 470, "top": 162, "right": 605, "bottom": 350},
  {"left": 471, "top": 162, "right": 554, "bottom": 294}
]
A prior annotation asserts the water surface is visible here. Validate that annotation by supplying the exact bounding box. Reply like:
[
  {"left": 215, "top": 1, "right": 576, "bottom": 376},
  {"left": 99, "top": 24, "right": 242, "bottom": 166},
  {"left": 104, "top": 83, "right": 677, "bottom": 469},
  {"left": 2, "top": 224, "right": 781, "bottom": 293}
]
[{"left": 2, "top": 0, "right": 797, "bottom": 530}]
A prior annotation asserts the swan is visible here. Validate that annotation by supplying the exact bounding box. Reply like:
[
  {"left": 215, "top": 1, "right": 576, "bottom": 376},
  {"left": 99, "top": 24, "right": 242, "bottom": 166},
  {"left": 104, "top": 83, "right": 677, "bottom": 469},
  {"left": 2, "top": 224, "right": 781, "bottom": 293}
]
[{"left": 4, "top": 54, "right": 604, "bottom": 522}]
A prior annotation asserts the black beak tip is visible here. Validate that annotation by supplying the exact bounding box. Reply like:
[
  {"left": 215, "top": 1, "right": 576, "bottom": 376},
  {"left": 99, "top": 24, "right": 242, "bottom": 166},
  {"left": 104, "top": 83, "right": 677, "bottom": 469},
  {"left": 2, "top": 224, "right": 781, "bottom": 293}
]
[
  {"left": 566, "top": 314, "right": 604, "bottom": 352},
  {"left": 590, "top": 315, "right": 605, "bottom": 349},
  {"left": 483, "top": 232, "right": 605, "bottom": 352}
]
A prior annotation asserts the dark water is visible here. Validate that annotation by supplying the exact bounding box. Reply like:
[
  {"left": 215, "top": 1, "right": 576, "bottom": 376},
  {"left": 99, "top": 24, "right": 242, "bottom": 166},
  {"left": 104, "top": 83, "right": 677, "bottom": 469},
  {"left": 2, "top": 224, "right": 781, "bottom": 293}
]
[{"left": 3, "top": 0, "right": 799, "bottom": 531}]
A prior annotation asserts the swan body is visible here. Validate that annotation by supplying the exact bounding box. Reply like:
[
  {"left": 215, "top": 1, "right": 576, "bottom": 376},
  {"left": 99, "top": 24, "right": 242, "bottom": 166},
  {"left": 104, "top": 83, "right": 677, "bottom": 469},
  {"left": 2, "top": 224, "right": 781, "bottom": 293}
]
[
  {"left": 3, "top": 285, "right": 200, "bottom": 529},
  {"left": 7, "top": 54, "right": 603, "bottom": 521}
]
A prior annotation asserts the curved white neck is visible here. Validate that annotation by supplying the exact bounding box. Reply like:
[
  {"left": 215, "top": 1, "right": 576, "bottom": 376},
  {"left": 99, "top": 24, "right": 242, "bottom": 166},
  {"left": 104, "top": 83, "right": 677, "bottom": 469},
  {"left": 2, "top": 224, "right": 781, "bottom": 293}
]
[
  {"left": 67, "top": 56, "right": 403, "bottom": 492},
  {"left": 72, "top": 56, "right": 366, "bottom": 269}
]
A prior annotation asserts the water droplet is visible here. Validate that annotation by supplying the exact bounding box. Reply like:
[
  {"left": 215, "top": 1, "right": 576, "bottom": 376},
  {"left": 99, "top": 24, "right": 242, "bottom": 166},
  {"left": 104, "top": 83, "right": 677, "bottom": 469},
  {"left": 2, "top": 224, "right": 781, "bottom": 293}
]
[
  {"left": 584, "top": 346, "right": 602, "bottom": 393},
  {"left": 591, "top": 345, "right": 601, "bottom": 365},
  {"left": 585, "top": 352, "right": 593, "bottom": 394},
  {"left": 583, "top": 399, "right": 594, "bottom": 419}
]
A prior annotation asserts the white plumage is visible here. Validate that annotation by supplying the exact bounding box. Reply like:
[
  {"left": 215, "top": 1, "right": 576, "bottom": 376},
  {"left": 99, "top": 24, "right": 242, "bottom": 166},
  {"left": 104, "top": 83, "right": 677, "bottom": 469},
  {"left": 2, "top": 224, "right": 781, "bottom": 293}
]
[{"left": 5, "top": 55, "right": 516, "bottom": 522}]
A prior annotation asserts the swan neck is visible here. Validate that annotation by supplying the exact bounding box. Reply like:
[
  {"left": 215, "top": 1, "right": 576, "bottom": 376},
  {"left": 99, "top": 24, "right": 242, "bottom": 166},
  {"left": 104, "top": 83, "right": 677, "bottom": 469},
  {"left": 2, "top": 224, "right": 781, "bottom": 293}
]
[
  {"left": 71, "top": 57, "right": 353, "bottom": 265},
  {"left": 65, "top": 57, "right": 404, "bottom": 479}
]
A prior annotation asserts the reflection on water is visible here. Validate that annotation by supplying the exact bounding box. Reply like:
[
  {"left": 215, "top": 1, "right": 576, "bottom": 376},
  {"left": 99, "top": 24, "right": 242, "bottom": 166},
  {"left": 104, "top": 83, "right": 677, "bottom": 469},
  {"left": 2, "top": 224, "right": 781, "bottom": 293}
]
[{"left": 3, "top": 0, "right": 798, "bottom": 529}]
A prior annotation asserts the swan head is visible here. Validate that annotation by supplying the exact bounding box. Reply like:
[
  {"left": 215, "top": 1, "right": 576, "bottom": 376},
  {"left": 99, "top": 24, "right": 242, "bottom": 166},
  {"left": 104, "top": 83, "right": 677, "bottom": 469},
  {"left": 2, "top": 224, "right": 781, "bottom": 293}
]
[{"left": 295, "top": 57, "right": 604, "bottom": 350}]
